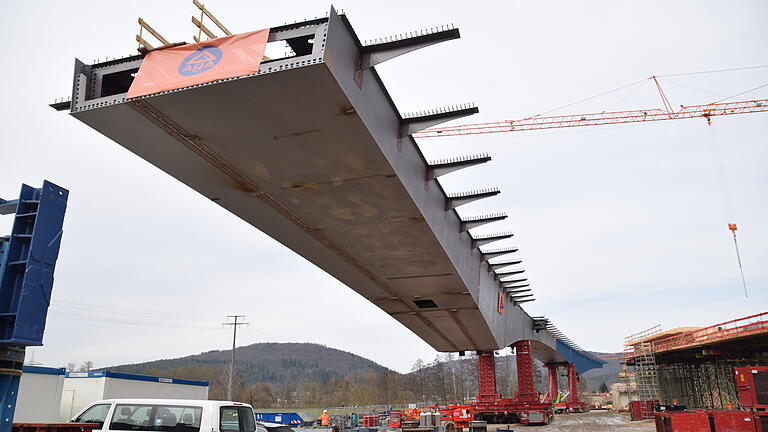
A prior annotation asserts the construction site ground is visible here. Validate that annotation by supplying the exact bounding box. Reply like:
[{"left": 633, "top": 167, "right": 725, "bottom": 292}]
[{"left": 489, "top": 411, "right": 655, "bottom": 431}]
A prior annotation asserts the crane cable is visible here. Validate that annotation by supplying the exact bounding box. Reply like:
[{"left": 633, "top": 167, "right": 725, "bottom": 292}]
[{"left": 706, "top": 125, "right": 748, "bottom": 298}]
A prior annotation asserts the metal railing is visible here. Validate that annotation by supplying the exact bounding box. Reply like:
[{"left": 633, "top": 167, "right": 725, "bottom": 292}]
[
  {"left": 626, "top": 311, "right": 768, "bottom": 358},
  {"left": 653, "top": 311, "right": 768, "bottom": 352}
]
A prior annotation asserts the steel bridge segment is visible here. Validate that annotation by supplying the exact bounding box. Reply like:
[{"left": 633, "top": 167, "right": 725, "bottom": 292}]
[
  {"left": 62, "top": 8, "right": 601, "bottom": 371},
  {"left": 555, "top": 339, "right": 604, "bottom": 372}
]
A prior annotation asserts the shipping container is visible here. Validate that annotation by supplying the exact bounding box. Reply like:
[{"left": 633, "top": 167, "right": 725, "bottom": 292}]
[
  {"left": 254, "top": 412, "right": 304, "bottom": 426},
  {"left": 654, "top": 410, "right": 712, "bottom": 432},
  {"left": 735, "top": 367, "right": 768, "bottom": 410}
]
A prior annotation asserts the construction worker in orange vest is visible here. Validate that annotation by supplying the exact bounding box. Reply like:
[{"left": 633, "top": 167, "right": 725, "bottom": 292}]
[{"left": 318, "top": 410, "right": 330, "bottom": 426}]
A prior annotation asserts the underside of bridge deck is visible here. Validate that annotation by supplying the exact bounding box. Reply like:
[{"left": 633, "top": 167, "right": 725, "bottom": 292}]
[{"left": 61, "top": 8, "right": 601, "bottom": 372}]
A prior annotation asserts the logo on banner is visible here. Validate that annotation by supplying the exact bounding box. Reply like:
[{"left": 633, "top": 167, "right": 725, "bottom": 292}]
[{"left": 178, "top": 46, "right": 223, "bottom": 76}]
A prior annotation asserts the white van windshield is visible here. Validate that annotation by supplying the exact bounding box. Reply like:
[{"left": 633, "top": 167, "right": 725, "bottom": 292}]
[
  {"left": 75, "top": 404, "right": 111, "bottom": 427},
  {"left": 109, "top": 404, "right": 203, "bottom": 432}
]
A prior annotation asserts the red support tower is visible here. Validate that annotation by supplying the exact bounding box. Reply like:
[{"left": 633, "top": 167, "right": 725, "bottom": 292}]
[
  {"left": 546, "top": 364, "right": 559, "bottom": 402},
  {"left": 471, "top": 345, "right": 554, "bottom": 425},
  {"left": 514, "top": 341, "right": 538, "bottom": 402},
  {"left": 476, "top": 351, "right": 500, "bottom": 402},
  {"left": 512, "top": 341, "right": 555, "bottom": 425},
  {"left": 566, "top": 363, "right": 588, "bottom": 413}
]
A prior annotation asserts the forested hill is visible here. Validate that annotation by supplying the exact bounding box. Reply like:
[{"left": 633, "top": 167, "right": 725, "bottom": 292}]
[
  {"left": 103, "top": 342, "right": 622, "bottom": 406},
  {"left": 107, "top": 342, "right": 387, "bottom": 386}
]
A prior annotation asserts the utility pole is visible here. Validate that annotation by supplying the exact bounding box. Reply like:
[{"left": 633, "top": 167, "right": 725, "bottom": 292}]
[{"left": 222, "top": 315, "right": 248, "bottom": 400}]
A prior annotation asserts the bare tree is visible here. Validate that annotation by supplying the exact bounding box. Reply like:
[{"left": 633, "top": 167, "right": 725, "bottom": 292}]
[
  {"left": 445, "top": 353, "right": 458, "bottom": 403},
  {"left": 217, "top": 366, "right": 242, "bottom": 400},
  {"left": 78, "top": 361, "right": 94, "bottom": 372},
  {"left": 464, "top": 351, "right": 479, "bottom": 400},
  {"left": 433, "top": 355, "right": 447, "bottom": 404},
  {"left": 457, "top": 356, "right": 467, "bottom": 402},
  {"left": 412, "top": 359, "right": 426, "bottom": 405}
]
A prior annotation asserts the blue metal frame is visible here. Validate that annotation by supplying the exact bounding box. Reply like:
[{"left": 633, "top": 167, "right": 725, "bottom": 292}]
[
  {"left": 0, "top": 373, "right": 21, "bottom": 431},
  {"left": 0, "top": 181, "right": 68, "bottom": 432},
  {"left": 0, "top": 181, "right": 68, "bottom": 345},
  {"left": 21, "top": 365, "right": 65, "bottom": 376},
  {"left": 555, "top": 339, "right": 604, "bottom": 374}
]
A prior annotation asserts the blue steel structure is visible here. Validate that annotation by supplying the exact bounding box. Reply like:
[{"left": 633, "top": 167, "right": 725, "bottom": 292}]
[
  {"left": 0, "top": 181, "right": 68, "bottom": 432},
  {"left": 253, "top": 412, "right": 305, "bottom": 426},
  {"left": 555, "top": 339, "right": 602, "bottom": 373}
]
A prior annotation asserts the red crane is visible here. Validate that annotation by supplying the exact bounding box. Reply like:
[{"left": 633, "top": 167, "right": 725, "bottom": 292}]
[
  {"left": 414, "top": 74, "right": 767, "bottom": 298},
  {"left": 414, "top": 74, "right": 767, "bottom": 138},
  {"left": 413, "top": 96, "right": 767, "bottom": 138}
]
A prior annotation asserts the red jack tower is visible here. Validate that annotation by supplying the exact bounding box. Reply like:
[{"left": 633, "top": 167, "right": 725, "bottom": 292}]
[
  {"left": 476, "top": 351, "right": 500, "bottom": 403},
  {"left": 545, "top": 363, "right": 589, "bottom": 413},
  {"left": 471, "top": 342, "right": 554, "bottom": 425},
  {"left": 514, "top": 341, "right": 538, "bottom": 402},
  {"left": 566, "top": 363, "right": 588, "bottom": 413},
  {"left": 546, "top": 364, "right": 559, "bottom": 402}
]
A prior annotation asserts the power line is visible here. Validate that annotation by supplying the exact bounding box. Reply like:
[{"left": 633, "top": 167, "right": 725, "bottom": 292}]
[
  {"left": 222, "top": 315, "right": 248, "bottom": 400},
  {"left": 48, "top": 309, "right": 224, "bottom": 330},
  {"left": 51, "top": 299, "right": 224, "bottom": 320}
]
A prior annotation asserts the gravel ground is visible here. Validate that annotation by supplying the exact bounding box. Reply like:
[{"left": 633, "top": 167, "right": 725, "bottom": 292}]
[{"left": 488, "top": 411, "right": 656, "bottom": 431}]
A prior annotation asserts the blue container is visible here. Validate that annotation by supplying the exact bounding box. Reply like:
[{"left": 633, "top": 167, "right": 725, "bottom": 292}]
[{"left": 254, "top": 412, "right": 304, "bottom": 426}]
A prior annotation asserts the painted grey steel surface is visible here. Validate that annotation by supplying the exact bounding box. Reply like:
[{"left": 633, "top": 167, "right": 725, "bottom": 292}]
[{"left": 63, "top": 8, "right": 600, "bottom": 369}]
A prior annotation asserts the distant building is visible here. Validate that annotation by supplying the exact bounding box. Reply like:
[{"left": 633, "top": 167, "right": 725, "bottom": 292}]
[
  {"left": 60, "top": 370, "right": 209, "bottom": 420},
  {"left": 611, "top": 382, "right": 637, "bottom": 411}
]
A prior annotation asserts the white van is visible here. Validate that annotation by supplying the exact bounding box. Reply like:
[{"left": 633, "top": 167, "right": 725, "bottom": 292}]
[{"left": 70, "top": 399, "right": 256, "bottom": 432}]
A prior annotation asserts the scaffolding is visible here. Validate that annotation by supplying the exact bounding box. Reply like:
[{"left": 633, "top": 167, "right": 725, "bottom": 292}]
[
  {"left": 624, "top": 325, "right": 661, "bottom": 419},
  {"left": 658, "top": 360, "right": 748, "bottom": 409},
  {"left": 634, "top": 342, "right": 660, "bottom": 416},
  {"left": 623, "top": 313, "right": 768, "bottom": 413}
]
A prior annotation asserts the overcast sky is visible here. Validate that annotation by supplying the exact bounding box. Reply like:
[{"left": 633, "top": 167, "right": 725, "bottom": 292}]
[{"left": 2, "top": 1, "right": 766, "bottom": 374}]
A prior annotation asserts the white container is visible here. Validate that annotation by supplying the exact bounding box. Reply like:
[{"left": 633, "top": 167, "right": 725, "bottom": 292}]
[{"left": 15, "top": 366, "right": 66, "bottom": 423}]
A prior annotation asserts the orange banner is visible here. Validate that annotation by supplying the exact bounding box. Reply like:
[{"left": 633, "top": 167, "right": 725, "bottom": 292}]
[{"left": 127, "top": 28, "right": 270, "bottom": 98}]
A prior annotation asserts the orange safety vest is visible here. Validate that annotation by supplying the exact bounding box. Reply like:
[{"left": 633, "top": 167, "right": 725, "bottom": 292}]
[{"left": 319, "top": 413, "right": 330, "bottom": 426}]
